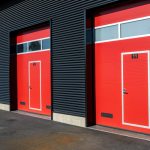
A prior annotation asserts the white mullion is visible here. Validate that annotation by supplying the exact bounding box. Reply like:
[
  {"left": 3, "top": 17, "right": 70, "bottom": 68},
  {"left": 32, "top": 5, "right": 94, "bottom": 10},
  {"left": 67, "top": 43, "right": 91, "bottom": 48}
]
[
  {"left": 118, "top": 23, "right": 121, "bottom": 39},
  {"left": 41, "top": 39, "right": 43, "bottom": 50},
  {"left": 27, "top": 42, "right": 29, "bottom": 52}
]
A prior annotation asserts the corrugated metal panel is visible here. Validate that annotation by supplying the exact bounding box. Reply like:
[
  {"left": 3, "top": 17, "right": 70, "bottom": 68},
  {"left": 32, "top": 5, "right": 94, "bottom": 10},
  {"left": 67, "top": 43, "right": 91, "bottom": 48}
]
[{"left": 0, "top": 0, "right": 120, "bottom": 116}]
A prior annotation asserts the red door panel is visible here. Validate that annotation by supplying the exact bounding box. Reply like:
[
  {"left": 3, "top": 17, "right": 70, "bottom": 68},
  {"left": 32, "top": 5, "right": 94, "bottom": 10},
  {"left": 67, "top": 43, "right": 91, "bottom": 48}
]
[
  {"left": 123, "top": 52, "right": 149, "bottom": 126},
  {"left": 17, "top": 26, "right": 51, "bottom": 116},
  {"left": 17, "top": 51, "right": 51, "bottom": 116},
  {"left": 29, "top": 61, "right": 41, "bottom": 110}
]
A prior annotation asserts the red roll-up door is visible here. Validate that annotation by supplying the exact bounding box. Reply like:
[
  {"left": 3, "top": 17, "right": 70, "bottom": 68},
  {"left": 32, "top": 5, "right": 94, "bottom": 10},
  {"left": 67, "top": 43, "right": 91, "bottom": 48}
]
[
  {"left": 17, "top": 26, "right": 51, "bottom": 116},
  {"left": 94, "top": 2, "right": 150, "bottom": 133}
]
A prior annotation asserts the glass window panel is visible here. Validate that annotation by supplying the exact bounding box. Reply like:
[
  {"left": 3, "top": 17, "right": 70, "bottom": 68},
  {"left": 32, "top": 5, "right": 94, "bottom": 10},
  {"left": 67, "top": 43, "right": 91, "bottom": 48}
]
[
  {"left": 95, "top": 25, "right": 118, "bottom": 42},
  {"left": 29, "top": 40, "right": 41, "bottom": 51},
  {"left": 17, "top": 43, "right": 27, "bottom": 53},
  {"left": 42, "top": 38, "right": 50, "bottom": 49},
  {"left": 121, "top": 18, "right": 150, "bottom": 38}
]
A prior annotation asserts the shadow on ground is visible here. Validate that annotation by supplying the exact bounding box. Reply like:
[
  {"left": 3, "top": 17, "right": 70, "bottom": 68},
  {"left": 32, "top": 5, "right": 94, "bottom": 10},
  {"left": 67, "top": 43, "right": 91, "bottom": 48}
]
[{"left": 0, "top": 110, "right": 149, "bottom": 150}]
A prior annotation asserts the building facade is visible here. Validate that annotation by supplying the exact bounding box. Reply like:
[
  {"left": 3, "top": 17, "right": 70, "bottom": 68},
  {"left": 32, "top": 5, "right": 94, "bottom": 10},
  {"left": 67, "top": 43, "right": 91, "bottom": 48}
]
[{"left": 0, "top": 0, "right": 150, "bottom": 134}]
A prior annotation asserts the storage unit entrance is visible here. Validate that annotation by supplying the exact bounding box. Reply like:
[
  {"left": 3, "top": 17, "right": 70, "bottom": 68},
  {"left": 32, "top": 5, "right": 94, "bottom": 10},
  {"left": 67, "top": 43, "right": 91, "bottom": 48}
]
[
  {"left": 94, "top": 3, "right": 150, "bottom": 133},
  {"left": 16, "top": 26, "right": 51, "bottom": 116}
]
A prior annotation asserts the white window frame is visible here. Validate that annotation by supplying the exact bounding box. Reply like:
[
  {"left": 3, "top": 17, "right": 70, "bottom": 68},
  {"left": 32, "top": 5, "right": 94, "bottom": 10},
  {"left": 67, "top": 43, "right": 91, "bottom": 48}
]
[
  {"left": 17, "top": 37, "right": 50, "bottom": 55},
  {"left": 95, "top": 16, "right": 150, "bottom": 44}
]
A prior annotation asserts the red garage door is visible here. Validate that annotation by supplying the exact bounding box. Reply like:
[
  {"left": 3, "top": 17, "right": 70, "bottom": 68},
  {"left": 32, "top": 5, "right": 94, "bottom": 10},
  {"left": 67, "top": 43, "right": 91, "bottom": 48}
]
[
  {"left": 17, "top": 26, "right": 51, "bottom": 116},
  {"left": 94, "top": 2, "right": 150, "bottom": 133}
]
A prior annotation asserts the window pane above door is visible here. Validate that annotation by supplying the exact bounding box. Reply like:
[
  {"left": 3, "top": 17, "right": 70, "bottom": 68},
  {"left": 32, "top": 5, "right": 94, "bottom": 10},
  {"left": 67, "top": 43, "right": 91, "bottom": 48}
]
[
  {"left": 42, "top": 38, "right": 50, "bottom": 50},
  {"left": 121, "top": 18, "right": 150, "bottom": 38},
  {"left": 95, "top": 25, "right": 118, "bottom": 42},
  {"left": 17, "top": 43, "right": 27, "bottom": 53},
  {"left": 29, "top": 41, "right": 41, "bottom": 51}
]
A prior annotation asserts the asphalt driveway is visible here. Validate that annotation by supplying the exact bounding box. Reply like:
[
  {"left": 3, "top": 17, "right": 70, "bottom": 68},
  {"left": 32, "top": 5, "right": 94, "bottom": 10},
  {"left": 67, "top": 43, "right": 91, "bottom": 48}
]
[{"left": 0, "top": 110, "right": 150, "bottom": 150}]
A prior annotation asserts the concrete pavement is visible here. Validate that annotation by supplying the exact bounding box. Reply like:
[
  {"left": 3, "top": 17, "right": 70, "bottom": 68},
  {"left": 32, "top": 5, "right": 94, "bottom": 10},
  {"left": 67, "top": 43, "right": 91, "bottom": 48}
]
[{"left": 0, "top": 110, "right": 149, "bottom": 150}]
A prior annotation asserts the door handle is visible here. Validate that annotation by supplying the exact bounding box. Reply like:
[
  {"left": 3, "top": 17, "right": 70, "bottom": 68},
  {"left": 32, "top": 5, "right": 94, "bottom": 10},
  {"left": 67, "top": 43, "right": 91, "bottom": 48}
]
[
  {"left": 123, "top": 88, "right": 128, "bottom": 94},
  {"left": 29, "top": 86, "right": 32, "bottom": 89}
]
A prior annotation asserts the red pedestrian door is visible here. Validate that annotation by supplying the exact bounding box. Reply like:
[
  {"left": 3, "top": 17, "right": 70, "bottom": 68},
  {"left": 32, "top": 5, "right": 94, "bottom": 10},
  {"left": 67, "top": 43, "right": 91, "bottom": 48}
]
[
  {"left": 122, "top": 51, "right": 150, "bottom": 128},
  {"left": 29, "top": 61, "right": 41, "bottom": 111}
]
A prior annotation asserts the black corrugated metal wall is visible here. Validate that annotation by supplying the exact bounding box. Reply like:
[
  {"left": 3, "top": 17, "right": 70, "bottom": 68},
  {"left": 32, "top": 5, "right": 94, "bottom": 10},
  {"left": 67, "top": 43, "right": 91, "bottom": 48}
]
[{"left": 0, "top": 0, "right": 120, "bottom": 117}]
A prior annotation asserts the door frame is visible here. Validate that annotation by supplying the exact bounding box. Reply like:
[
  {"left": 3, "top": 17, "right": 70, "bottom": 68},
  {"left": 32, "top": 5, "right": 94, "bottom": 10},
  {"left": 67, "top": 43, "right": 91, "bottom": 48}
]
[
  {"left": 121, "top": 50, "right": 150, "bottom": 129},
  {"left": 28, "top": 60, "right": 42, "bottom": 111}
]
